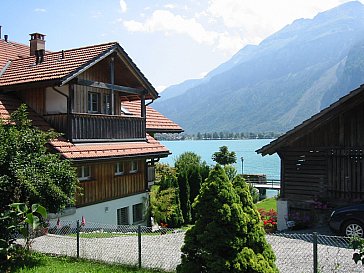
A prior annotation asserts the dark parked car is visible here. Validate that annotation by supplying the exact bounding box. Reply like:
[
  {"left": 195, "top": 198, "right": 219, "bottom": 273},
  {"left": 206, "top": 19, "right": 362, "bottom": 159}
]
[{"left": 329, "top": 204, "right": 364, "bottom": 237}]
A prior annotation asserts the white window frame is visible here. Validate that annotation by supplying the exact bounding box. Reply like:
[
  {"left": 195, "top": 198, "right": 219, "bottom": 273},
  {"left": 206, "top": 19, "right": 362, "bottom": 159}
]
[
  {"left": 88, "top": 92, "right": 99, "bottom": 113},
  {"left": 115, "top": 162, "right": 124, "bottom": 176},
  {"left": 78, "top": 165, "right": 91, "bottom": 181},
  {"left": 130, "top": 161, "right": 138, "bottom": 173}
]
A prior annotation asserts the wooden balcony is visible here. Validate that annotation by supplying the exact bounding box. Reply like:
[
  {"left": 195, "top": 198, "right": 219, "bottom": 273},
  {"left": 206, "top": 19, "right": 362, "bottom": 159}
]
[{"left": 44, "top": 113, "right": 146, "bottom": 142}]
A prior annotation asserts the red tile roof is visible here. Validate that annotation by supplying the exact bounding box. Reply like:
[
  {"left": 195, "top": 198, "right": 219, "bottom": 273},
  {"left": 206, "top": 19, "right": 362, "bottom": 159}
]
[
  {"left": 122, "top": 101, "right": 183, "bottom": 133},
  {"left": 0, "top": 40, "right": 29, "bottom": 68},
  {"left": 0, "top": 94, "right": 52, "bottom": 131},
  {"left": 0, "top": 94, "right": 170, "bottom": 160},
  {"left": 0, "top": 42, "right": 116, "bottom": 86},
  {"left": 50, "top": 134, "right": 169, "bottom": 160}
]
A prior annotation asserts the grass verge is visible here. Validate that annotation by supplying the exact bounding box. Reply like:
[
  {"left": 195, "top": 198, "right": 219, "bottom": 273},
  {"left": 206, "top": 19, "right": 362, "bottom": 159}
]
[
  {"left": 256, "top": 197, "right": 277, "bottom": 211},
  {"left": 12, "top": 253, "right": 170, "bottom": 273}
]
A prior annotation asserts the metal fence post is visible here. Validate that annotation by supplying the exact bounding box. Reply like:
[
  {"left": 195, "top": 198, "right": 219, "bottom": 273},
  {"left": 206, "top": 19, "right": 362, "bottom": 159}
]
[
  {"left": 77, "top": 220, "right": 80, "bottom": 258},
  {"left": 138, "top": 224, "right": 142, "bottom": 268},
  {"left": 313, "top": 232, "right": 318, "bottom": 273}
]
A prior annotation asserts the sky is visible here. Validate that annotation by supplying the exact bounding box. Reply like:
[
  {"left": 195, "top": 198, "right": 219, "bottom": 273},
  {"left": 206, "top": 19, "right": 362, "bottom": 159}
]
[{"left": 0, "top": 0, "right": 360, "bottom": 92}]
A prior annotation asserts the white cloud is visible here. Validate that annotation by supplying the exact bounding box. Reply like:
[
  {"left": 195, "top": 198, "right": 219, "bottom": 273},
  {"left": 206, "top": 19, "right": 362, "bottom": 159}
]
[
  {"left": 156, "top": 85, "right": 167, "bottom": 92},
  {"left": 34, "top": 8, "right": 46, "bottom": 12},
  {"left": 164, "top": 4, "right": 176, "bottom": 10},
  {"left": 119, "top": 0, "right": 127, "bottom": 13},
  {"left": 124, "top": 10, "right": 217, "bottom": 45},
  {"left": 123, "top": 9, "right": 243, "bottom": 54},
  {"left": 206, "top": 0, "right": 354, "bottom": 44}
]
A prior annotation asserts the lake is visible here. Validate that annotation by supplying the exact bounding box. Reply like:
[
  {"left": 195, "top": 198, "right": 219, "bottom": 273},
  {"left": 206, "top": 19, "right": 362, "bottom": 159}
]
[{"left": 160, "top": 139, "right": 280, "bottom": 180}]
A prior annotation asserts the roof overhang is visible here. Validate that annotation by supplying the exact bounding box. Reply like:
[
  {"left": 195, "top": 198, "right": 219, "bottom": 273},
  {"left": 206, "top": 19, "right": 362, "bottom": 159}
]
[{"left": 257, "top": 84, "right": 364, "bottom": 156}]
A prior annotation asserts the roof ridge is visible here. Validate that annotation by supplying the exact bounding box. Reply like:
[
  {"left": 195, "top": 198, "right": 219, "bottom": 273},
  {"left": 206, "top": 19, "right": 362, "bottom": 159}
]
[
  {"left": 5, "top": 41, "right": 118, "bottom": 63},
  {"left": 56, "top": 41, "right": 117, "bottom": 53},
  {"left": 0, "top": 39, "right": 29, "bottom": 48}
]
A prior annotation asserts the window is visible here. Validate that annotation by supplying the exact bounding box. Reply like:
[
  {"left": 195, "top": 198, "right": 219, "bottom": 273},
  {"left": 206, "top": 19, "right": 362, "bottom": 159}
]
[
  {"left": 78, "top": 165, "right": 91, "bottom": 181},
  {"left": 115, "top": 162, "right": 124, "bottom": 176},
  {"left": 117, "top": 207, "right": 129, "bottom": 225},
  {"left": 103, "top": 94, "right": 111, "bottom": 114},
  {"left": 88, "top": 92, "right": 99, "bottom": 113},
  {"left": 130, "top": 161, "right": 138, "bottom": 173},
  {"left": 133, "top": 203, "right": 143, "bottom": 223}
]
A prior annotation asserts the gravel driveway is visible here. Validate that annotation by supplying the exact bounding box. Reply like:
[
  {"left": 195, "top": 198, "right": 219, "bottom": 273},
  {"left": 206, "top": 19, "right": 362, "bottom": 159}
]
[{"left": 27, "top": 232, "right": 363, "bottom": 272}]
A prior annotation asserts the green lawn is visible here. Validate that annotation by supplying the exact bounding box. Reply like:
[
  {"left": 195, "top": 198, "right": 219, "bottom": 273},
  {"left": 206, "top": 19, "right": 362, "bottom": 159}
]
[
  {"left": 256, "top": 197, "right": 277, "bottom": 211},
  {"left": 12, "top": 253, "right": 170, "bottom": 273}
]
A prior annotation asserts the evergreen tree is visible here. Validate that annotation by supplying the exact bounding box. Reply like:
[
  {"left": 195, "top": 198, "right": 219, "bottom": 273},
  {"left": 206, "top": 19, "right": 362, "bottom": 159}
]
[
  {"left": 177, "top": 165, "right": 278, "bottom": 273},
  {"left": 175, "top": 152, "right": 210, "bottom": 224},
  {"left": 178, "top": 170, "right": 192, "bottom": 224}
]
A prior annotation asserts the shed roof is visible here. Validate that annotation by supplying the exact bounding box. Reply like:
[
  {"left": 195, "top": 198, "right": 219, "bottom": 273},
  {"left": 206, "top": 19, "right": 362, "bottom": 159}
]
[{"left": 257, "top": 85, "right": 364, "bottom": 156}]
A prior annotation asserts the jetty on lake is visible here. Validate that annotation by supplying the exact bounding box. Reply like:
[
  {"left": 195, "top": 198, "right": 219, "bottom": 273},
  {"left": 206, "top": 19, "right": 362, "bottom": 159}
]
[{"left": 242, "top": 174, "right": 280, "bottom": 198}]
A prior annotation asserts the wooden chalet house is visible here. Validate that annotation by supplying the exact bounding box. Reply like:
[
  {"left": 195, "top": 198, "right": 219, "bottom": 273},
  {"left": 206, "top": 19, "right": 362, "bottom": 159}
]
[
  {"left": 0, "top": 33, "right": 182, "bottom": 225},
  {"left": 257, "top": 85, "right": 364, "bottom": 227}
]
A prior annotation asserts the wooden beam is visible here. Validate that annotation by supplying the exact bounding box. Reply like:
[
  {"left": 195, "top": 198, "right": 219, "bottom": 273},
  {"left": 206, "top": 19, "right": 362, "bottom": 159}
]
[
  {"left": 75, "top": 78, "right": 147, "bottom": 95},
  {"left": 110, "top": 57, "right": 115, "bottom": 115}
]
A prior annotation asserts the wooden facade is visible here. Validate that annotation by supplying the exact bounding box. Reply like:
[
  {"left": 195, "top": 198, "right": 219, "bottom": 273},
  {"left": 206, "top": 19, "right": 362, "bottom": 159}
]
[
  {"left": 8, "top": 48, "right": 155, "bottom": 210},
  {"left": 0, "top": 37, "right": 175, "bottom": 224},
  {"left": 258, "top": 85, "right": 364, "bottom": 209},
  {"left": 75, "top": 160, "right": 146, "bottom": 207}
]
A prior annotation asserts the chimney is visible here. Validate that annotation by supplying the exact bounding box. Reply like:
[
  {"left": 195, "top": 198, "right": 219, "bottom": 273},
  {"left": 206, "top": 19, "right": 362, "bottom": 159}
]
[
  {"left": 4, "top": 34, "right": 8, "bottom": 42},
  {"left": 29, "top": 33, "right": 46, "bottom": 56}
]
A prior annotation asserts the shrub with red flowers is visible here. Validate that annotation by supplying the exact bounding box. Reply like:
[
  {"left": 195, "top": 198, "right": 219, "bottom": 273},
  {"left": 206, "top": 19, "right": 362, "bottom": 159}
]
[{"left": 258, "top": 208, "right": 277, "bottom": 232}]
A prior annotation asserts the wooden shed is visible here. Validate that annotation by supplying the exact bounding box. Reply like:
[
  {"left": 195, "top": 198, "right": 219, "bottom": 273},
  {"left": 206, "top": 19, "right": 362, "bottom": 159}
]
[{"left": 257, "top": 85, "right": 364, "bottom": 223}]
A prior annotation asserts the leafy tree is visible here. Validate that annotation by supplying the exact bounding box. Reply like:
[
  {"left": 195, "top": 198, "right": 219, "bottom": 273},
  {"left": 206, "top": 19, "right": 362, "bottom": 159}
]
[
  {"left": 212, "top": 146, "right": 237, "bottom": 165},
  {"left": 0, "top": 203, "right": 47, "bottom": 271},
  {"left": 177, "top": 165, "right": 278, "bottom": 273},
  {"left": 0, "top": 104, "right": 78, "bottom": 213},
  {"left": 150, "top": 164, "right": 184, "bottom": 227}
]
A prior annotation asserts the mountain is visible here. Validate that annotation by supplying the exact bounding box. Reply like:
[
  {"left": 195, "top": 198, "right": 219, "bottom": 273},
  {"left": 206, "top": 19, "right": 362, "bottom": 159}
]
[{"left": 153, "top": 1, "right": 364, "bottom": 134}]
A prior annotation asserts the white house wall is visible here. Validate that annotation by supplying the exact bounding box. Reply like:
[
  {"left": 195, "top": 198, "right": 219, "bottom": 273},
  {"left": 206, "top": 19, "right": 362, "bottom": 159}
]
[
  {"left": 45, "top": 85, "right": 68, "bottom": 114},
  {"left": 50, "top": 192, "right": 149, "bottom": 226}
]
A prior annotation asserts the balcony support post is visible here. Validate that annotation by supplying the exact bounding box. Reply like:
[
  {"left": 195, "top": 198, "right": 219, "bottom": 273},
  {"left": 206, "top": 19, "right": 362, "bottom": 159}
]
[
  {"left": 110, "top": 56, "right": 115, "bottom": 115},
  {"left": 68, "top": 84, "right": 74, "bottom": 141}
]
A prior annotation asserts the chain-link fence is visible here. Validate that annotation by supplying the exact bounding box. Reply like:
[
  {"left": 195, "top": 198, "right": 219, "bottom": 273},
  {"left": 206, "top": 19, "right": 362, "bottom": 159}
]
[{"left": 17, "top": 220, "right": 364, "bottom": 272}]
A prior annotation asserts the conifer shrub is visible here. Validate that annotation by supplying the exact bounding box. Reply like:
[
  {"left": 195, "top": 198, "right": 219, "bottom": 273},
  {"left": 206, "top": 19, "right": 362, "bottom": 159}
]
[
  {"left": 177, "top": 165, "right": 278, "bottom": 273},
  {"left": 174, "top": 152, "right": 210, "bottom": 224}
]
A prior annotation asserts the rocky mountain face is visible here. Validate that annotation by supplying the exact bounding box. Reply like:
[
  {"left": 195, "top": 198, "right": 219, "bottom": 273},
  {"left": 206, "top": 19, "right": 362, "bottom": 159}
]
[{"left": 153, "top": 1, "right": 364, "bottom": 134}]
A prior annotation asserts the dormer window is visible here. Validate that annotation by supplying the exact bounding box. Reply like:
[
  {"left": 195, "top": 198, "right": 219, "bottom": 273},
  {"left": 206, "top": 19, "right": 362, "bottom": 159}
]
[{"left": 88, "top": 92, "right": 100, "bottom": 113}]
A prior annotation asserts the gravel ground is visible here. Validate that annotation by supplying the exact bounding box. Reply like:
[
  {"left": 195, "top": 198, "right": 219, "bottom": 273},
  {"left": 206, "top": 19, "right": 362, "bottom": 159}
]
[{"left": 25, "top": 231, "right": 363, "bottom": 272}]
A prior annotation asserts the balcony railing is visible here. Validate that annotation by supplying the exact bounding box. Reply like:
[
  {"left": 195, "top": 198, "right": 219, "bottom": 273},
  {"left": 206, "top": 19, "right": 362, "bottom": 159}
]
[{"left": 44, "top": 113, "right": 146, "bottom": 142}]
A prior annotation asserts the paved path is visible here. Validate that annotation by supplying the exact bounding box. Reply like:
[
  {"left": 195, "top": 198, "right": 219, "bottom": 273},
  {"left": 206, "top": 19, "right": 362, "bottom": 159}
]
[{"left": 26, "top": 232, "right": 363, "bottom": 272}]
